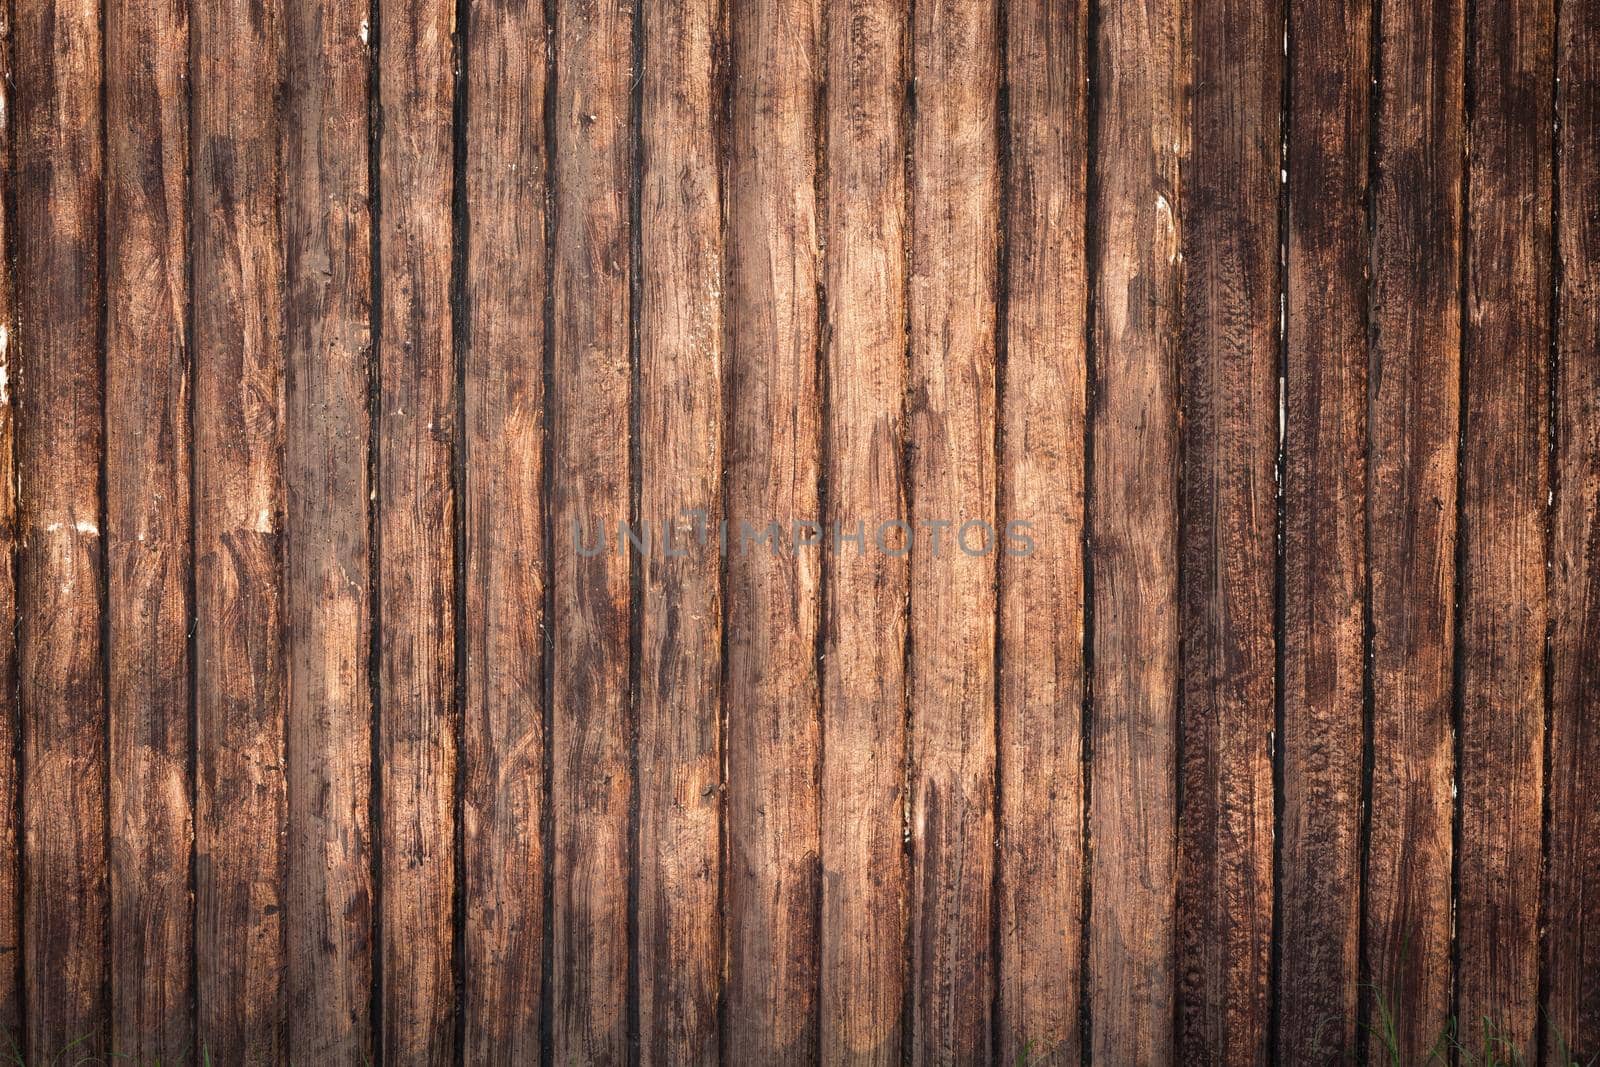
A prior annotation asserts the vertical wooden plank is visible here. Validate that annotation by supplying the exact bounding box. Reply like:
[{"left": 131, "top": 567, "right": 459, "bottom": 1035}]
[
  {"left": 0, "top": 0, "right": 20, "bottom": 1046},
  {"left": 1087, "top": 0, "right": 1182, "bottom": 1056},
  {"left": 13, "top": 0, "right": 106, "bottom": 1056},
  {"left": 192, "top": 0, "right": 287, "bottom": 1054},
  {"left": 1177, "top": 0, "right": 1280, "bottom": 1056},
  {"left": 105, "top": 0, "right": 192, "bottom": 1056},
  {"left": 1365, "top": 0, "right": 1463, "bottom": 1051},
  {"left": 1457, "top": 0, "right": 1554, "bottom": 1051},
  {"left": 722, "top": 0, "right": 822, "bottom": 1057},
  {"left": 375, "top": 0, "right": 457, "bottom": 1056},
  {"left": 906, "top": 0, "right": 999, "bottom": 1060},
  {"left": 819, "top": 0, "right": 907, "bottom": 1058},
  {"left": 1277, "top": 0, "right": 1368, "bottom": 1057},
  {"left": 997, "top": 0, "right": 1087, "bottom": 1059},
  {"left": 549, "top": 0, "right": 632, "bottom": 1056},
  {"left": 636, "top": 0, "right": 722, "bottom": 1059},
  {"left": 283, "top": 0, "right": 373, "bottom": 1057},
  {"left": 459, "top": 0, "right": 546, "bottom": 1060},
  {"left": 1544, "top": 0, "right": 1600, "bottom": 1054}
]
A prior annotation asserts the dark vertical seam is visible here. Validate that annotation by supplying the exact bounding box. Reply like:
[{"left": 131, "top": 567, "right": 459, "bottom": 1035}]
[
  {"left": 184, "top": 0, "right": 200, "bottom": 1054},
  {"left": 365, "top": 0, "right": 385, "bottom": 1053},
  {"left": 538, "top": 0, "right": 558, "bottom": 1059},
  {"left": 625, "top": 0, "right": 644, "bottom": 1058},
  {"left": 449, "top": 0, "right": 471, "bottom": 1056},
  {"left": 899, "top": 0, "right": 917, "bottom": 1059},
  {"left": 811, "top": 0, "right": 830, "bottom": 1052},
  {"left": 711, "top": 0, "right": 731, "bottom": 1054},
  {"left": 1171, "top": 6, "right": 1189, "bottom": 1056},
  {"left": 989, "top": 0, "right": 1009, "bottom": 1058},
  {"left": 95, "top": 0, "right": 112, "bottom": 1051},
  {"left": 1269, "top": 0, "right": 1291, "bottom": 1056},
  {"left": 1079, "top": 0, "right": 1100, "bottom": 1056}
]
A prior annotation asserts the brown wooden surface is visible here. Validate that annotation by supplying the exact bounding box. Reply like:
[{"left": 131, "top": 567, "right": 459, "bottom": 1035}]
[
  {"left": 1278, "top": 0, "right": 1369, "bottom": 1058},
  {"left": 722, "top": 0, "right": 823, "bottom": 1057},
  {"left": 105, "top": 0, "right": 192, "bottom": 1057},
  {"left": 819, "top": 0, "right": 908, "bottom": 1062},
  {"left": 1364, "top": 0, "right": 1464, "bottom": 1055},
  {"left": 997, "top": 0, "right": 1088, "bottom": 1060},
  {"left": 283, "top": 0, "right": 374, "bottom": 1058},
  {"left": 191, "top": 0, "right": 288, "bottom": 1056},
  {"left": 1545, "top": 0, "right": 1600, "bottom": 1055},
  {"left": 0, "top": 0, "right": 16, "bottom": 1045},
  {"left": 459, "top": 0, "right": 547, "bottom": 1061}
]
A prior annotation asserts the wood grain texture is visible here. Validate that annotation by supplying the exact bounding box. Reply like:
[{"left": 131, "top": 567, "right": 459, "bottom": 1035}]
[
  {"left": 1087, "top": 0, "right": 1183, "bottom": 1057},
  {"left": 997, "top": 0, "right": 1087, "bottom": 1059},
  {"left": 460, "top": 0, "right": 547, "bottom": 1060},
  {"left": 1456, "top": 0, "right": 1553, "bottom": 1051},
  {"left": 0, "top": 0, "right": 19, "bottom": 1045},
  {"left": 549, "top": 0, "right": 633, "bottom": 1057},
  {"left": 284, "top": 0, "right": 373, "bottom": 1058},
  {"left": 819, "top": 0, "right": 908, "bottom": 1061},
  {"left": 1545, "top": 0, "right": 1600, "bottom": 1055},
  {"left": 13, "top": 0, "right": 107, "bottom": 1056},
  {"left": 722, "top": 0, "right": 823, "bottom": 1057},
  {"left": 376, "top": 0, "right": 458, "bottom": 1057},
  {"left": 105, "top": 0, "right": 192, "bottom": 1056},
  {"left": 1277, "top": 0, "right": 1368, "bottom": 1057},
  {"left": 192, "top": 0, "right": 287, "bottom": 1055},
  {"left": 906, "top": 0, "right": 999, "bottom": 1060},
  {"left": 1177, "top": 0, "right": 1281, "bottom": 1058},
  {"left": 1364, "top": 0, "right": 1463, "bottom": 1053},
  {"left": 636, "top": 0, "right": 723, "bottom": 1059}
]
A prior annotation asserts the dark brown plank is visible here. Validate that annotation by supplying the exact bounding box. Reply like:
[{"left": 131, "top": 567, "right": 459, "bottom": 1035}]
[
  {"left": 192, "top": 0, "right": 287, "bottom": 1055},
  {"left": 1177, "top": 0, "right": 1281, "bottom": 1057},
  {"left": 0, "top": 0, "right": 20, "bottom": 1047},
  {"left": 636, "top": 0, "right": 722, "bottom": 1060},
  {"left": 13, "top": 0, "right": 107, "bottom": 1056},
  {"left": 906, "top": 0, "right": 999, "bottom": 1059},
  {"left": 1277, "top": 0, "right": 1368, "bottom": 1056},
  {"left": 1456, "top": 0, "right": 1554, "bottom": 1051},
  {"left": 105, "top": 0, "right": 192, "bottom": 1056},
  {"left": 722, "top": 0, "right": 822, "bottom": 1056},
  {"left": 376, "top": 0, "right": 458, "bottom": 1058},
  {"left": 1544, "top": 0, "right": 1600, "bottom": 1055},
  {"left": 1364, "top": 0, "right": 1464, "bottom": 1053},
  {"left": 283, "top": 0, "right": 373, "bottom": 1058},
  {"left": 997, "top": 0, "right": 1087, "bottom": 1059},
  {"left": 459, "top": 0, "right": 547, "bottom": 1060},
  {"left": 819, "top": 0, "right": 908, "bottom": 1059},
  {"left": 1086, "top": 0, "right": 1182, "bottom": 1059},
  {"left": 549, "top": 0, "right": 633, "bottom": 1057}
]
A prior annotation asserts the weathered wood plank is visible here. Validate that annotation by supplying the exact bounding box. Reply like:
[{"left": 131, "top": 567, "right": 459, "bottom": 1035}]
[
  {"left": 820, "top": 0, "right": 908, "bottom": 1059},
  {"left": 1087, "top": 0, "right": 1183, "bottom": 1056},
  {"left": 192, "top": 0, "right": 288, "bottom": 1055},
  {"left": 1544, "top": 0, "right": 1600, "bottom": 1055},
  {"left": 549, "top": 0, "right": 633, "bottom": 1057},
  {"left": 13, "top": 0, "right": 107, "bottom": 1057},
  {"left": 997, "top": 0, "right": 1088, "bottom": 1059},
  {"left": 460, "top": 0, "right": 547, "bottom": 1061},
  {"left": 1277, "top": 0, "right": 1368, "bottom": 1056},
  {"left": 1364, "top": 0, "right": 1464, "bottom": 1053},
  {"left": 1457, "top": 0, "right": 1554, "bottom": 1052},
  {"left": 375, "top": 0, "right": 458, "bottom": 1057},
  {"left": 723, "top": 0, "right": 822, "bottom": 1055},
  {"left": 636, "top": 0, "right": 722, "bottom": 1059},
  {"left": 0, "top": 0, "right": 20, "bottom": 1046},
  {"left": 906, "top": 0, "right": 999, "bottom": 1059},
  {"left": 105, "top": 0, "right": 192, "bottom": 1056},
  {"left": 1177, "top": 0, "right": 1281, "bottom": 1057},
  {"left": 284, "top": 0, "right": 373, "bottom": 1058}
]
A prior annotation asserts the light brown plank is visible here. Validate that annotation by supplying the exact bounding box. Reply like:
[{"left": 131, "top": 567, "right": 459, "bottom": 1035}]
[
  {"left": 819, "top": 0, "right": 908, "bottom": 1060},
  {"left": 906, "top": 0, "right": 999, "bottom": 1060},
  {"left": 460, "top": 0, "right": 547, "bottom": 1060},
  {"left": 105, "top": 0, "right": 193, "bottom": 1056},
  {"left": 375, "top": 0, "right": 458, "bottom": 1058},
  {"left": 192, "top": 0, "right": 288, "bottom": 1055},
  {"left": 14, "top": 0, "right": 107, "bottom": 1056},
  {"left": 549, "top": 0, "right": 633, "bottom": 1057},
  {"left": 1087, "top": 0, "right": 1183, "bottom": 1056},
  {"left": 283, "top": 0, "right": 374, "bottom": 1057},
  {"left": 636, "top": 0, "right": 723, "bottom": 1059},
  {"left": 0, "top": 0, "right": 20, "bottom": 1045},
  {"left": 1277, "top": 0, "right": 1369, "bottom": 1055},
  {"left": 1456, "top": 0, "right": 1554, "bottom": 1051},
  {"left": 997, "top": 0, "right": 1088, "bottom": 1058},
  {"left": 723, "top": 0, "right": 823, "bottom": 1055},
  {"left": 1544, "top": 0, "right": 1600, "bottom": 1055},
  {"left": 1364, "top": 0, "right": 1464, "bottom": 1053}
]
